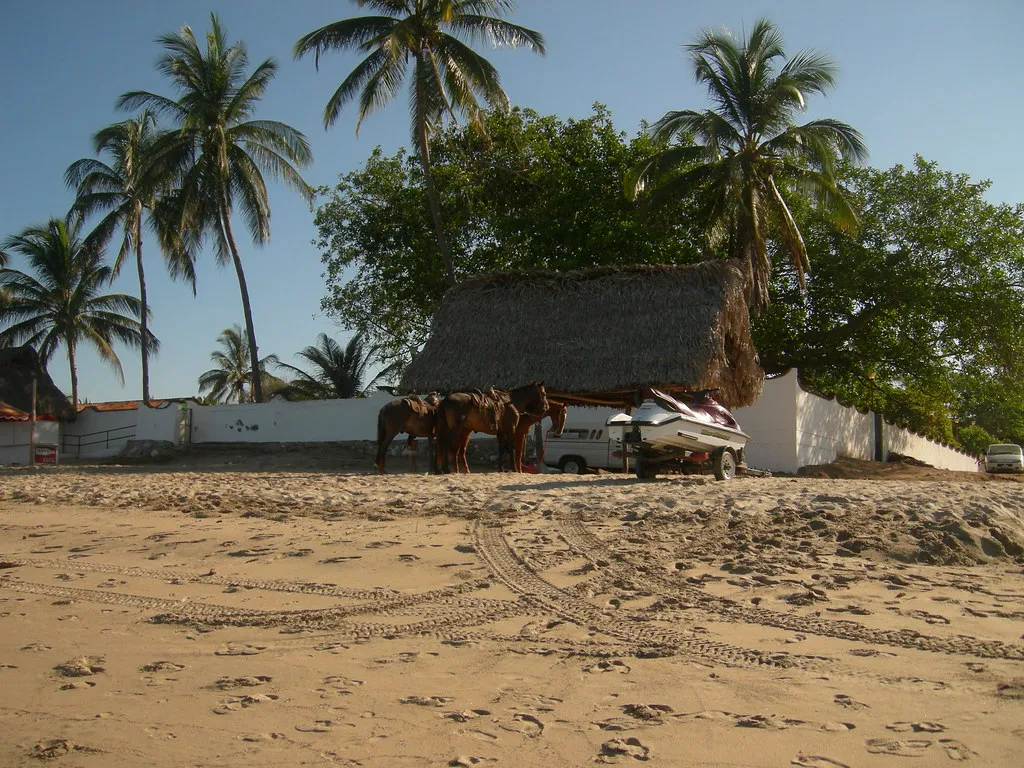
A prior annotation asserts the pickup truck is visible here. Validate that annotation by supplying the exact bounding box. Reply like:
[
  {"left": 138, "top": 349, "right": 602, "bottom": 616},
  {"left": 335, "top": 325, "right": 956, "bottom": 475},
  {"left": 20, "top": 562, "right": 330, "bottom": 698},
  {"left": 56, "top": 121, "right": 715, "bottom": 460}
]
[{"left": 984, "top": 444, "right": 1024, "bottom": 474}]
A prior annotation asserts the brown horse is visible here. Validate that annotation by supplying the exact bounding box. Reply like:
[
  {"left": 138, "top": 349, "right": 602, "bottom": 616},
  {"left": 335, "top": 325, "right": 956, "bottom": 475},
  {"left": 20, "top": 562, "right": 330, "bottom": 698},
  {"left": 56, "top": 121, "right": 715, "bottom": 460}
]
[
  {"left": 506, "top": 400, "right": 568, "bottom": 472},
  {"left": 436, "top": 382, "right": 548, "bottom": 474},
  {"left": 374, "top": 393, "right": 441, "bottom": 473}
]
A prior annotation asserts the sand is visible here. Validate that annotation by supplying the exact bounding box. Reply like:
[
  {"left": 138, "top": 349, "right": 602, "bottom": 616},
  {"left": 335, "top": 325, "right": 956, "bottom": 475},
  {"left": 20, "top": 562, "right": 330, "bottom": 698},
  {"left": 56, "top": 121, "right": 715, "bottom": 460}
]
[{"left": 1, "top": 454, "right": 1023, "bottom": 767}]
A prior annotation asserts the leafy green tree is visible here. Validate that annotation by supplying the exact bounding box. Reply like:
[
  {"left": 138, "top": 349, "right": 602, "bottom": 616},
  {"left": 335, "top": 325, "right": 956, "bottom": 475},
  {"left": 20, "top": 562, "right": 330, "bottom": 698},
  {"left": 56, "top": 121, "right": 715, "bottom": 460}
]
[
  {"left": 315, "top": 106, "right": 704, "bottom": 361},
  {"left": 0, "top": 217, "right": 156, "bottom": 409},
  {"left": 957, "top": 424, "right": 994, "bottom": 457},
  {"left": 294, "top": 0, "right": 545, "bottom": 287},
  {"left": 197, "top": 324, "right": 281, "bottom": 404},
  {"left": 275, "top": 332, "right": 401, "bottom": 399},
  {"left": 120, "top": 14, "right": 312, "bottom": 403},
  {"left": 628, "top": 18, "right": 867, "bottom": 308},
  {"left": 65, "top": 111, "right": 196, "bottom": 403},
  {"left": 754, "top": 157, "right": 1024, "bottom": 443}
]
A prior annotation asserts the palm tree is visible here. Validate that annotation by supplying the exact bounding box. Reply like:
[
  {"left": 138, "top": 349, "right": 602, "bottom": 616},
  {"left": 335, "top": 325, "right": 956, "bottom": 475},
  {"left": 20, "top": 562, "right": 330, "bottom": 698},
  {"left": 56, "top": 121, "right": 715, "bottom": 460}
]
[
  {"left": 119, "top": 14, "right": 313, "bottom": 403},
  {"left": 628, "top": 19, "right": 868, "bottom": 309},
  {"left": 65, "top": 111, "right": 196, "bottom": 403},
  {"left": 197, "top": 324, "right": 281, "bottom": 403},
  {"left": 0, "top": 217, "right": 156, "bottom": 409},
  {"left": 294, "top": 0, "right": 544, "bottom": 287},
  {"left": 275, "top": 332, "right": 401, "bottom": 399}
]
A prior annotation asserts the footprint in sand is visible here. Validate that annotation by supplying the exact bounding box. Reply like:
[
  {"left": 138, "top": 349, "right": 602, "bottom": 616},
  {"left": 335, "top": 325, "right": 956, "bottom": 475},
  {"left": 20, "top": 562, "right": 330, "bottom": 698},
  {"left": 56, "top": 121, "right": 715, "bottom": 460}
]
[
  {"left": 214, "top": 642, "right": 266, "bottom": 656},
  {"left": 448, "top": 756, "right": 495, "bottom": 767},
  {"left": 54, "top": 656, "right": 105, "bottom": 677},
  {"left": 215, "top": 675, "right": 272, "bottom": 690},
  {"left": 792, "top": 755, "right": 849, "bottom": 768},
  {"left": 140, "top": 661, "right": 186, "bottom": 673},
  {"left": 865, "top": 738, "right": 933, "bottom": 757},
  {"left": 213, "top": 693, "right": 279, "bottom": 715},
  {"left": 584, "top": 659, "right": 632, "bottom": 675},
  {"left": 622, "top": 704, "right": 673, "bottom": 723},
  {"left": 399, "top": 695, "right": 454, "bottom": 707},
  {"left": 597, "top": 737, "right": 650, "bottom": 763},
  {"left": 60, "top": 680, "right": 96, "bottom": 691},
  {"left": 30, "top": 739, "right": 102, "bottom": 760},
  {"left": 20, "top": 642, "right": 53, "bottom": 652},
  {"left": 295, "top": 719, "right": 348, "bottom": 733},
  {"left": 498, "top": 713, "right": 544, "bottom": 738},
  {"left": 443, "top": 709, "right": 491, "bottom": 723},
  {"left": 939, "top": 739, "right": 978, "bottom": 761},
  {"left": 833, "top": 694, "right": 869, "bottom": 710},
  {"left": 887, "top": 721, "right": 946, "bottom": 733}
]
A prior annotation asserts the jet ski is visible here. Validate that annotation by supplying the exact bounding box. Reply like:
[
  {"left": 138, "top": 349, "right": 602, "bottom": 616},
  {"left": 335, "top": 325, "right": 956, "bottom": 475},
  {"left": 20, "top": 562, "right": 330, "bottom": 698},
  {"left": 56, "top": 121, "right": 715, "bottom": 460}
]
[{"left": 607, "top": 387, "right": 751, "bottom": 480}]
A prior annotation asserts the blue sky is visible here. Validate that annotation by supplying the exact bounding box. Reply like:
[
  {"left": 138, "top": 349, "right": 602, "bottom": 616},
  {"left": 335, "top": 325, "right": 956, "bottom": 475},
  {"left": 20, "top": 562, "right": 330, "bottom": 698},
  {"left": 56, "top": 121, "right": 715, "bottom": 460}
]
[{"left": 2, "top": 0, "right": 1022, "bottom": 403}]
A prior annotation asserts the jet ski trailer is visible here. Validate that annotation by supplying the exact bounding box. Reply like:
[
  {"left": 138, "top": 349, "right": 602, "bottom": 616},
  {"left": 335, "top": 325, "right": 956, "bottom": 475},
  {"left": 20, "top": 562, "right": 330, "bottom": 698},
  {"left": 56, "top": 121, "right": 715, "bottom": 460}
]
[{"left": 607, "top": 388, "right": 752, "bottom": 480}]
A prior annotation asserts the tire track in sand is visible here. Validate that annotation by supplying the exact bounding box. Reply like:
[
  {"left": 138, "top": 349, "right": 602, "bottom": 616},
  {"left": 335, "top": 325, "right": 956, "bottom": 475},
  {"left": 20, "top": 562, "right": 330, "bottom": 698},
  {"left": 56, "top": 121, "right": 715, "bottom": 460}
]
[
  {"left": 556, "top": 516, "right": 1024, "bottom": 661},
  {"left": 472, "top": 521, "right": 816, "bottom": 669}
]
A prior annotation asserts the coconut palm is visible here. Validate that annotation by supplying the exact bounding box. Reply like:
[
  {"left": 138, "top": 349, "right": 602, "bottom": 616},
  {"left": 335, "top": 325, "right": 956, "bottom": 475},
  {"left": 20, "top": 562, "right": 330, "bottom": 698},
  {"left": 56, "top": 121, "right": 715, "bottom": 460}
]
[
  {"left": 628, "top": 18, "right": 868, "bottom": 309},
  {"left": 275, "top": 332, "right": 401, "bottom": 399},
  {"left": 197, "top": 324, "right": 281, "bottom": 404},
  {"left": 65, "top": 111, "right": 197, "bottom": 403},
  {"left": 119, "top": 14, "right": 312, "bottom": 403},
  {"left": 0, "top": 217, "right": 157, "bottom": 409},
  {"left": 294, "top": 0, "right": 545, "bottom": 287}
]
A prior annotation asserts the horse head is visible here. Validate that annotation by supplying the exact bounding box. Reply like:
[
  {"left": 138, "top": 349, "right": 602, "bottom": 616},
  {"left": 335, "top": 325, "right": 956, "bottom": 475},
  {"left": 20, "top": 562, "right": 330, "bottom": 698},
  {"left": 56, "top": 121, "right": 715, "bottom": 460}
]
[{"left": 548, "top": 401, "right": 568, "bottom": 436}]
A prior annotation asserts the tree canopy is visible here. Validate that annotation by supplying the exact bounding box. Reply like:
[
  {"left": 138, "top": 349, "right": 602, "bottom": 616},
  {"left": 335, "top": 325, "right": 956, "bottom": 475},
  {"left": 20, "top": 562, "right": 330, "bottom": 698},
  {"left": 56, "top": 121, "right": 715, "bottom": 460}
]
[{"left": 314, "top": 107, "right": 1024, "bottom": 446}]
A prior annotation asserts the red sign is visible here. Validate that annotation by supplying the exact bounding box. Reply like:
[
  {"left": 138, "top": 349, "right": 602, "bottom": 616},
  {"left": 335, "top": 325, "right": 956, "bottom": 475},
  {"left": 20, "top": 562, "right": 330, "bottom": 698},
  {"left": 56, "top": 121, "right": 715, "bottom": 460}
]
[{"left": 34, "top": 444, "right": 58, "bottom": 465}]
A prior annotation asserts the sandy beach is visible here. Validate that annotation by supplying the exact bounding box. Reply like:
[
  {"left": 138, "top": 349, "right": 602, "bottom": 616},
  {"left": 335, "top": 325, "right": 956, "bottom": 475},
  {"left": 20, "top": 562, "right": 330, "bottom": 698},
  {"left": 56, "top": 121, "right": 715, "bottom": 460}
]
[{"left": 1, "top": 454, "right": 1023, "bottom": 767}]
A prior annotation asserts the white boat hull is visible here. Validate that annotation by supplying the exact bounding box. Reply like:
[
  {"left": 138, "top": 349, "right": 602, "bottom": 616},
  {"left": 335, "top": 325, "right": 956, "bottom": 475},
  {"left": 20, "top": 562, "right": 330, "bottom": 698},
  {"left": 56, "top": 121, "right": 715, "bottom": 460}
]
[{"left": 607, "top": 401, "right": 750, "bottom": 457}]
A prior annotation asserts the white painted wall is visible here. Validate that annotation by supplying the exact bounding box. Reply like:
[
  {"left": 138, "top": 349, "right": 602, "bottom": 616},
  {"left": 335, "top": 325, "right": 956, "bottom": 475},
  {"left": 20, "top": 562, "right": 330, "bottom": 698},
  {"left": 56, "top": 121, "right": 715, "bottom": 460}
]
[
  {"left": 136, "top": 402, "right": 186, "bottom": 444},
  {"left": 795, "top": 387, "right": 874, "bottom": 469},
  {"left": 187, "top": 392, "right": 394, "bottom": 444},
  {"left": 1, "top": 420, "right": 60, "bottom": 465},
  {"left": 734, "top": 372, "right": 800, "bottom": 473},
  {"left": 885, "top": 421, "right": 981, "bottom": 472},
  {"left": 53, "top": 379, "right": 979, "bottom": 474},
  {"left": 62, "top": 408, "right": 137, "bottom": 458},
  {"left": 1, "top": 422, "right": 29, "bottom": 464}
]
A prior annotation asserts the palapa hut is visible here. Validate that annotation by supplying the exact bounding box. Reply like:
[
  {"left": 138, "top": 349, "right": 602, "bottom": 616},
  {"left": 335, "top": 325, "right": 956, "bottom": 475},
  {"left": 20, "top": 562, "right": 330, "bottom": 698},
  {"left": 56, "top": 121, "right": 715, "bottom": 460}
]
[
  {"left": 400, "top": 260, "right": 763, "bottom": 408},
  {"left": 0, "top": 345, "right": 75, "bottom": 420}
]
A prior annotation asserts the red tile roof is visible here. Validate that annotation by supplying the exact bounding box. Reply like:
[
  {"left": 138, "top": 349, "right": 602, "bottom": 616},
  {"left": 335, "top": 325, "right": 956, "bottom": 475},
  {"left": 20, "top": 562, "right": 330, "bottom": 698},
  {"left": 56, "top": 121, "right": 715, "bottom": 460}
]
[{"left": 76, "top": 399, "right": 176, "bottom": 413}]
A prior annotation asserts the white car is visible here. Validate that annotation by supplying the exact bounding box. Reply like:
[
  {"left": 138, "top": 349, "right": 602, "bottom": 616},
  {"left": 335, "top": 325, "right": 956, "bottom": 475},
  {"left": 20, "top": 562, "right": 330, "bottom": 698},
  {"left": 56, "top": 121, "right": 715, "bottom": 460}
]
[{"left": 984, "top": 444, "right": 1024, "bottom": 474}]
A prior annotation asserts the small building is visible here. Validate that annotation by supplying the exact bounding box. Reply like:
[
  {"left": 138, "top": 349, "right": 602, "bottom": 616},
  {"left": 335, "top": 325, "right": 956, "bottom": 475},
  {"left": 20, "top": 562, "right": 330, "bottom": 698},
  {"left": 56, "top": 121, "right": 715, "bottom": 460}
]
[
  {"left": 0, "top": 346, "right": 73, "bottom": 464},
  {"left": 400, "top": 260, "right": 764, "bottom": 408}
]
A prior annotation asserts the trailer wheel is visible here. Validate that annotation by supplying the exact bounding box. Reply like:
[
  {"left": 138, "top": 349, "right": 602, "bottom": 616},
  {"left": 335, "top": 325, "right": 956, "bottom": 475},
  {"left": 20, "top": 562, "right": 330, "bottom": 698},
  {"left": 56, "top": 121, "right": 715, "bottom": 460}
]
[
  {"left": 712, "top": 448, "right": 737, "bottom": 481},
  {"left": 635, "top": 455, "right": 658, "bottom": 479}
]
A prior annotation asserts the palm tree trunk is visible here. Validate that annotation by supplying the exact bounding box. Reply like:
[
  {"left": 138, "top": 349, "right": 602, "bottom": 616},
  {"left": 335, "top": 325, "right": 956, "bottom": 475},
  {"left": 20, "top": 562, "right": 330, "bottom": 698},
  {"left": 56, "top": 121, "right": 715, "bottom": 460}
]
[
  {"left": 220, "top": 210, "right": 264, "bottom": 403},
  {"left": 68, "top": 340, "right": 79, "bottom": 412},
  {"left": 414, "top": 67, "right": 456, "bottom": 288},
  {"left": 135, "top": 218, "right": 151, "bottom": 404}
]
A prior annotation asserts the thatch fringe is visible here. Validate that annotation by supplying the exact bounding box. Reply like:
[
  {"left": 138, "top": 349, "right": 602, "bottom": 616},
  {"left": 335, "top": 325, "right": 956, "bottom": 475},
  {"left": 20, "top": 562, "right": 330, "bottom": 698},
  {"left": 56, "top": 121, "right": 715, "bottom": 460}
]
[
  {"left": 400, "top": 260, "right": 763, "bottom": 408},
  {"left": 0, "top": 345, "right": 75, "bottom": 420}
]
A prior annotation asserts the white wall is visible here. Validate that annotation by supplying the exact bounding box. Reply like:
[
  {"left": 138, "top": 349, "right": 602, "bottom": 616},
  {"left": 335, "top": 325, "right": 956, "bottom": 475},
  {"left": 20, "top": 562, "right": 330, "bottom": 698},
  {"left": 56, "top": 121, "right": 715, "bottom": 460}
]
[
  {"left": 734, "top": 372, "right": 799, "bottom": 473},
  {"left": 62, "top": 408, "right": 138, "bottom": 458},
  {"left": 187, "top": 392, "right": 394, "bottom": 444},
  {"left": 885, "top": 421, "right": 981, "bottom": 472},
  {"left": 1, "top": 420, "right": 60, "bottom": 465},
  {"left": 1, "top": 422, "right": 29, "bottom": 464},
  {"left": 49, "top": 381, "right": 979, "bottom": 474},
  {"left": 795, "top": 387, "right": 874, "bottom": 469}
]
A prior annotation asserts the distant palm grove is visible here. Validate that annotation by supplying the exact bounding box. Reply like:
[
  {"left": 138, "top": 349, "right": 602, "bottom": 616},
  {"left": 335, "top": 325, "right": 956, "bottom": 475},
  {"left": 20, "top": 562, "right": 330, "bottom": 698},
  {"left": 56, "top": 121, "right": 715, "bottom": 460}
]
[{"left": 2, "top": 3, "right": 1023, "bottom": 454}]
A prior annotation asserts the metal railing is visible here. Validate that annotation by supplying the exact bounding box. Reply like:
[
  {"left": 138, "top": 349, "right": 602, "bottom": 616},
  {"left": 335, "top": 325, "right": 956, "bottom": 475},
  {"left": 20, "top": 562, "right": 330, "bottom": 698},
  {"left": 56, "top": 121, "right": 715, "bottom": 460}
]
[{"left": 61, "top": 424, "right": 136, "bottom": 457}]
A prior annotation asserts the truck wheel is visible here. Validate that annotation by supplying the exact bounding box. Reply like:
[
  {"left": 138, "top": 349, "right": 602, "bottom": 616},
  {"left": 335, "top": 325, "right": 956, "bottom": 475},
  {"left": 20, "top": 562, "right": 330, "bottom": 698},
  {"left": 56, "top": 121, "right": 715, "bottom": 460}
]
[
  {"left": 559, "top": 456, "right": 586, "bottom": 474},
  {"left": 635, "top": 455, "right": 658, "bottom": 479},
  {"left": 712, "top": 448, "right": 737, "bottom": 481}
]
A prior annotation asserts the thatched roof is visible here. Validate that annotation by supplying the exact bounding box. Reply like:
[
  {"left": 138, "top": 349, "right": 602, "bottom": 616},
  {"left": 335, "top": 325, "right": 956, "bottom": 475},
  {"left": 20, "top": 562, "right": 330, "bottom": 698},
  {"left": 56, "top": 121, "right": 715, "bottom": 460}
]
[
  {"left": 400, "top": 260, "right": 764, "bottom": 408},
  {"left": 0, "top": 345, "right": 75, "bottom": 420}
]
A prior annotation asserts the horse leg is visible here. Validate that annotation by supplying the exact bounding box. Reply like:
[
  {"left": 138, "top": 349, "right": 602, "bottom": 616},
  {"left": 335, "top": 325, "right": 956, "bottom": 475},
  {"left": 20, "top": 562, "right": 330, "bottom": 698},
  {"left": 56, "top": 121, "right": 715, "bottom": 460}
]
[
  {"left": 375, "top": 427, "right": 394, "bottom": 474},
  {"left": 514, "top": 428, "right": 527, "bottom": 473},
  {"left": 458, "top": 430, "right": 471, "bottom": 474},
  {"left": 407, "top": 436, "right": 417, "bottom": 472}
]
